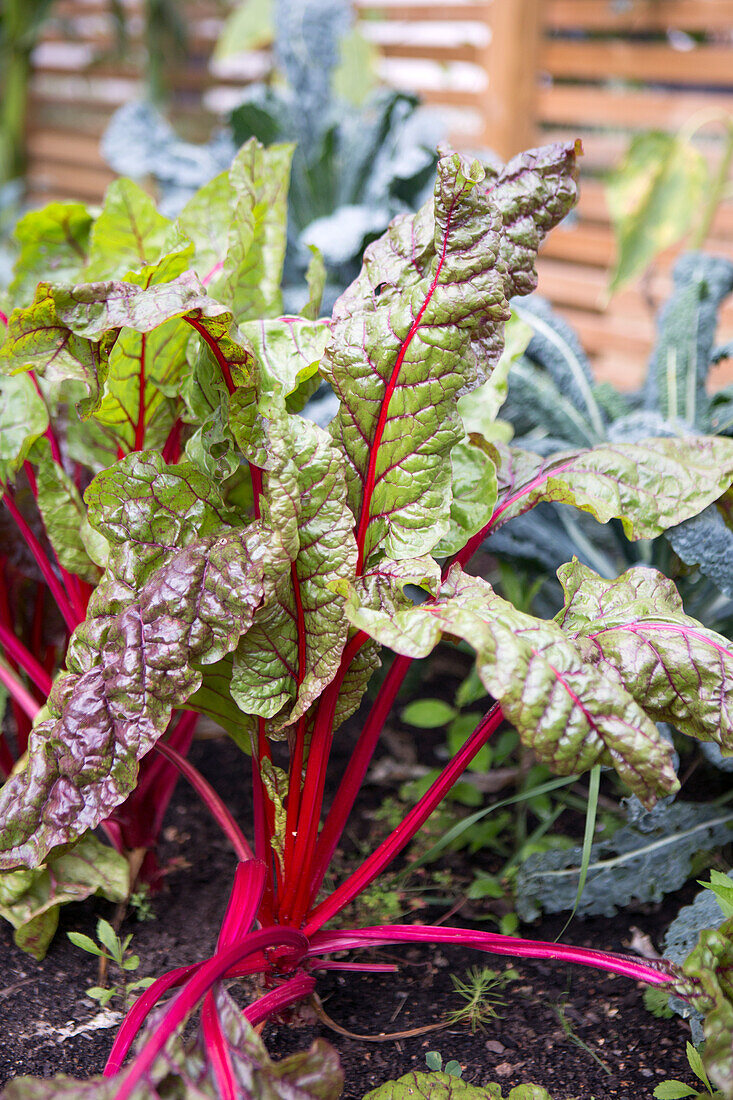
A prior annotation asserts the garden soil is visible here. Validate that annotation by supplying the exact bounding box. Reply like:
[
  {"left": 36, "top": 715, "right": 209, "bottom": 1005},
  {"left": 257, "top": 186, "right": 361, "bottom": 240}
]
[{"left": 0, "top": 677, "right": 705, "bottom": 1100}]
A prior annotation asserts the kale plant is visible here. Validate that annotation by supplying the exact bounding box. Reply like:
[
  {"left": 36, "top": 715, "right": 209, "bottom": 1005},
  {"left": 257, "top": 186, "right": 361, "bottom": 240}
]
[{"left": 2, "top": 138, "right": 733, "bottom": 1097}]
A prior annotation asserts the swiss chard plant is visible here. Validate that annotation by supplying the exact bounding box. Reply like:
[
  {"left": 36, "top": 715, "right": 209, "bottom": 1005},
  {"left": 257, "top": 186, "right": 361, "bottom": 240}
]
[
  {"left": 3, "top": 137, "right": 733, "bottom": 1098},
  {"left": 0, "top": 137, "right": 295, "bottom": 955},
  {"left": 488, "top": 260, "right": 733, "bottom": 925},
  {"left": 496, "top": 254, "right": 733, "bottom": 635}
]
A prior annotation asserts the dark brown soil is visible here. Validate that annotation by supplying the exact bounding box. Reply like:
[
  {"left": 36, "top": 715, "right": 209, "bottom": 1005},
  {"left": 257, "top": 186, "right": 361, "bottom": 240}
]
[{"left": 0, "top": 686, "right": 705, "bottom": 1100}]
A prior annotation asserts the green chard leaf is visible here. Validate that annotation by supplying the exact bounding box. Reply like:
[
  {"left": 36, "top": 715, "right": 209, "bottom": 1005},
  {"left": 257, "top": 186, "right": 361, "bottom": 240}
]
[
  {"left": 239, "top": 315, "right": 329, "bottom": 401},
  {"left": 488, "top": 436, "right": 733, "bottom": 540},
  {"left": 175, "top": 138, "right": 292, "bottom": 322},
  {"left": 229, "top": 399, "right": 358, "bottom": 731},
  {"left": 434, "top": 440, "right": 498, "bottom": 557},
  {"left": 339, "top": 563, "right": 677, "bottom": 804},
  {"left": 218, "top": 138, "right": 293, "bottom": 321},
  {"left": 557, "top": 560, "right": 733, "bottom": 757},
  {"left": 0, "top": 833, "right": 128, "bottom": 961},
  {"left": 0, "top": 283, "right": 106, "bottom": 414},
  {"left": 0, "top": 372, "right": 49, "bottom": 479},
  {"left": 7, "top": 201, "right": 93, "bottom": 310},
  {"left": 324, "top": 143, "right": 578, "bottom": 567},
  {"left": 34, "top": 441, "right": 102, "bottom": 585},
  {"left": 83, "top": 178, "right": 183, "bottom": 282}
]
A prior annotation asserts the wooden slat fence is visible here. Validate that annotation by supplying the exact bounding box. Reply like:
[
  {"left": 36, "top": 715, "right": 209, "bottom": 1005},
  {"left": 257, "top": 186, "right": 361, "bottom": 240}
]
[{"left": 23, "top": 0, "right": 733, "bottom": 388}]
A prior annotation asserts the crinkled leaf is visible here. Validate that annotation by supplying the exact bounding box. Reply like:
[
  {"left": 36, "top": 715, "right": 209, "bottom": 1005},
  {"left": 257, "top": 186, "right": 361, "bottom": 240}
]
[
  {"left": 35, "top": 442, "right": 102, "bottom": 585},
  {"left": 8, "top": 202, "right": 93, "bottom": 310},
  {"left": 84, "top": 451, "right": 230, "bottom": 593},
  {"left": 557, "top": 560, "right": 733, "bottom": 756},
  {"left": 606, "top": 130, "right": 707, "bottom": 295},
  {"left": 231, "top": 401, "right": 358, "bottom": 728},
  {"left": 339, "top": 563, "right": 677, "bottom": 804},
  {"left": 0, "top": 521, "right": 274, "bottom": 869},
  {"left": 0, "top": 833, "right": 129, "bottom": 961},
  {"left": 643, "top": 253, "right": 733, "bottom": 430},
  {"left": 84, "top": 178, "right": 183, "bottom": 282},
  {"left": 672, "top": 916, "right": 733, "bottom": 1099},
  {"left": 667, "top": 504, "right": 733, "bottom": 599},
  {"left": 218, "top": 138, "right": 293, "bottom": 321},
  {"left": 0, "top": 372, "right": 48, "bottom": 480},
  {"left": 515, "top": 801, "right": 733, "bottom": 921},
  {"left": 324, "top": 143, "right": 578, "bottom": 565},
  {"left": 490, "top": 436, "right": 733, "bottom": 540},
  {"left": 0, "top": 283, "right": 105, "bottom": 414},
  {"left": 364, "top": 1072, "right": 550, "bottom": 1099},
  {"left": 330, "top": 637, "right": 381, "bottom": 732}
]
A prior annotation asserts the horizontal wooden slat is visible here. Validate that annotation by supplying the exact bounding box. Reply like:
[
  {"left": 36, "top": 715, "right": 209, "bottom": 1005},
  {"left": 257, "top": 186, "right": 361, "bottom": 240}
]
[
  {"left": 357, "top": 1, "right": 490, "bottom": 18},
  {"left": 27, "top": 162, "right": 116, "bottom": 203},
  {"left": 541, "top": 40, "right": 733, "bottom": 85},
  {"left": 27, "top": 129, "right": 108, "bottom": 170},
  {"left": 539, "top": 224, "right": 615, "bottom": 267},
  {"left": 573, "top": 179, "right": 733, "bottom": 241},
  {"left": 540, "top": 126, "right": 729, "bottom": 173},
  {"left": 376, "top": 40, "right": 480, "bottom": 63},
  {"left": 358, "top": 0, "right": 489, "bottom": 10},
  {"left": 546, "top": 0, "right": 733, "bottom": 32},
  {"left": 538, "top": 85, "right": 733, "bottom": 133},
  {"left": 537, "top": 257, "right": 733, "bottom": 324}
]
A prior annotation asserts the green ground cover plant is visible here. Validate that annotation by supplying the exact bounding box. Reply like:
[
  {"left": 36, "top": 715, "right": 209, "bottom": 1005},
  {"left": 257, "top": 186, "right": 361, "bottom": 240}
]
[{"left": 2, "top": 135, "right": 733, "bottom": 1097}]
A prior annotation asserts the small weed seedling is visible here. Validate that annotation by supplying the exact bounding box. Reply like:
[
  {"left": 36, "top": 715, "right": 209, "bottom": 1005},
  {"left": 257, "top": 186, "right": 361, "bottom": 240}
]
[
  {"left": 425, "top": 1051, "right": 463, "bottom": 1078},
  {"left": 447, "top": 965, "right": 520, "bottom": 1033},
  {"left": 654, "top": 1042, "right": 726, "bottom": 1099},
  {"left": 68, "top": 920, "right": 154, "bottom": 1010}
]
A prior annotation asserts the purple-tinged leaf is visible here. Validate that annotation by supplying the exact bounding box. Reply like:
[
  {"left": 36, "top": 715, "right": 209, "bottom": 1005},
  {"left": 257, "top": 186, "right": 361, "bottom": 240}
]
[
  {"left": 488, "top": 436, "right": 733, "bottom": 540},
  {"left": 488, "top": 140, "right": 582, "bottom": 301},
  {"left": 209, "top": 988, "right": 343, "bottom": 1099},
  {"left": 324, "top": 143, "right": 578, "bottom": 567},
  {"left": 339, "top": 563, "right": 677, "bottom": 805},
  {"left": 84, "top": 451, "right": 230, "bottom": 593},
  {"left": 0, "top": 522, "right": 274, "bottom": 869},
  {"left": 557, "top": 560, "right": 733, "bottom": 757}
]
